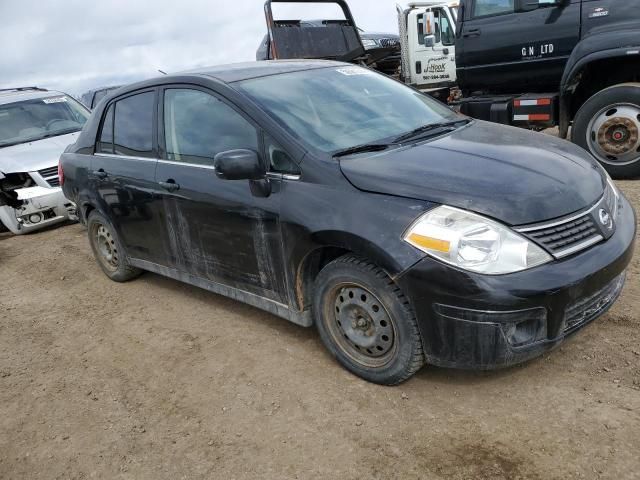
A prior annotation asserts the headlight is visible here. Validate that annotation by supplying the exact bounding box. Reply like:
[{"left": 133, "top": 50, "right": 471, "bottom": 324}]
[
  {"left": 403, "top": 206, "right": 552, "bottom": 275},
  {"left": 361, "top": 39, "right": 378, "bottom": 48},
  {"left": 604, "top": 176, "right": 620, "bottom": 219}
]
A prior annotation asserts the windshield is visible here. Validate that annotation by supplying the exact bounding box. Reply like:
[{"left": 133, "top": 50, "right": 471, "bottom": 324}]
[
  {"left": 235, "top": 66, "right": 460, "bottom": 153},
  {"left": 0, "top": 95, "right": 89, "bottom": 148}
]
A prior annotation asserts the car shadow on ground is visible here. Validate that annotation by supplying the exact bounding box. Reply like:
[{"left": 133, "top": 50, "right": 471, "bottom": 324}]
[{"left": 137, "top": 269, "right": 547, "bottom": 387}]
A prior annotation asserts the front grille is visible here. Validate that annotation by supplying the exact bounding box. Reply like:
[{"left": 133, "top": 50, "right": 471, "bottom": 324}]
[
  {"left": 523, "top": 214, "right": 601, "bottom": 256},
  {"left": 379, "top": 38, "right": 400, "bottom": 48},
  {"left": 564, "top": 273, "right": 625, "bottom": 332},
  {"left": 516, "top": 180, "right": 620, "bottom": 259},
  {"left": 38, "top": 166, "right": 60, "bottom": 187}
]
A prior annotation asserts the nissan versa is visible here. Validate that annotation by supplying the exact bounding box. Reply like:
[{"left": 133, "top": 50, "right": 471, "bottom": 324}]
[{"left": 60, "top": 61, "right": 636, "bottom": 385}]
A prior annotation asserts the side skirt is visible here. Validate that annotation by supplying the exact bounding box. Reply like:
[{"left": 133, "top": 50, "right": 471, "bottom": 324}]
[{"left": 129, "top": 259, "right": 313, "bottom": 328}]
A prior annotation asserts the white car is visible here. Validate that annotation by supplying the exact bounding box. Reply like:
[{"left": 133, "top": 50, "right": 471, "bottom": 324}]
[{"left": 0, "top": 87, "right": 89, "bottom": 234}]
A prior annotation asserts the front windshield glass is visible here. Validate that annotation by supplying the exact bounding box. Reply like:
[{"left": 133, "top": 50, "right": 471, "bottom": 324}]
[
  {"left": 235, "top": 66, "right": 460, "bottom": 153},
  {"left": 0, "top": 95, "right": 90, "bottom": 148}
]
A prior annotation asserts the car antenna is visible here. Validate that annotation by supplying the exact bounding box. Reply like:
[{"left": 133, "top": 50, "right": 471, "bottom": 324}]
[{"left": 158, "top": 69, "right": 168, "bottom": 75}]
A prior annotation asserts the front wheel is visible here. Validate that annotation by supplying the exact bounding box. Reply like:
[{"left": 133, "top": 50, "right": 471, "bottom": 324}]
[
  {"left": 313, "top": 255, "right": 425, "bottom": 385},
  {"left": 572, "top": 83, "right": 640, "bottom": 179}
]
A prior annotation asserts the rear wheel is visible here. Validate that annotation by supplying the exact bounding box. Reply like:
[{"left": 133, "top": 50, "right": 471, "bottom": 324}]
[
  {"left": 313, "top": 255, "right": 425, "bottom": 385},
  {"left": 87, "top": 211, "right": 141, "bottom": 282},
  {"left": 572, "top": 83, "right": 640, "bottom": 179}
]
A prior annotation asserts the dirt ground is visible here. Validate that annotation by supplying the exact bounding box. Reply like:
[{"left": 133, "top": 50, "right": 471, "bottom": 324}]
[{"left": 1, "top": 177, "right": 639, "bottom": 479}]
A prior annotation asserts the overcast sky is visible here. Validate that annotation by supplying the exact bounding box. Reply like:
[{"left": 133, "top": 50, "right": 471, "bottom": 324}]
[{"left": 0, "top": 0, "right": 402, "bottom": 96}]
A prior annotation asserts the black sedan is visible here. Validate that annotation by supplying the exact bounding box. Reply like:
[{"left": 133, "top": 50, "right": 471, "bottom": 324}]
[{"left": 59, "top": 61, "right": 636, "bottom": 385}]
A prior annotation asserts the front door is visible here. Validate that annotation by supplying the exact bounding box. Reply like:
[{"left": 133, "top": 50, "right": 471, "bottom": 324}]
[
  {"left": 408, "top": 7, "right": 457, "bottom": 88},
  {"left": 154, "top": 86, "right": 287, "bottom": 303},
  {"left": 91, "top": 90, "right": 166, "bottom": 263},
  {"left": 457, "top": 0, "right": 580, "bottom": 92}
]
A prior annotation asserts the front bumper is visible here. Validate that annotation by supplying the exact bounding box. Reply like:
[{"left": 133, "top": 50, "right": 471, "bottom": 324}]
[
  {"left": 396, "top": 193, "right": 636, "bottom": 369},
  {"left": 0, "top": 186, "right": 77, "bottom": 235}
]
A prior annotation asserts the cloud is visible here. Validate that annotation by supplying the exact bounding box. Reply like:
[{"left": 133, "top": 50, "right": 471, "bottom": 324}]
[{"left": 0, "top": 0, "right": 401, "bottom": 96}]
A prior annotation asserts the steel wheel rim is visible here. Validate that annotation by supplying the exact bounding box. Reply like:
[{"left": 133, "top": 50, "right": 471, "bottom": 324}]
[
  {"left": 93, "top": 223, "right": 119, "bottom": 272},
  {"left": 325, "top": 283, "right": 397, "bottom": 368},
  {"left": 586, "top": 103, "right": 640, "bottom": 166}
]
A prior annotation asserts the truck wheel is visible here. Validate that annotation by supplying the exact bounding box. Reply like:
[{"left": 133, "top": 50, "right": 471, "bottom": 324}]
[
  {"left": 572, "top": 83, "right": 640, "bottom": 179},
  {"left": 313, "top": 255, "right": 425, "bottom": 385},
  {"left": 87, "top": 210, "right": 141, "bottom": 282}
]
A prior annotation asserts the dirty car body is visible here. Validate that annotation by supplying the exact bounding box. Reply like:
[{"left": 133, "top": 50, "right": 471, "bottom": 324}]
[
  {"left": 60, "top": 61, "right": 635, "bottom": 383},
  {"left": 0, "top": 88, "right": 88, "bottom": 234}
]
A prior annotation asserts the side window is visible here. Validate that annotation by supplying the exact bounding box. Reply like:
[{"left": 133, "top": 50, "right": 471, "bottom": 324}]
[
  {"left": 163, "top": 88, "right": 258, "bottom": 165},
  {"left": 97, "top": 104, "right": 114, "bottom": 154},
  {"left": 438, "top": 10, "right": 454, "bottom": 46},
  {"left": 264, "top": 135, "right": 300, "bottom": 175},
  {"left": 417, "top": 13, "right": 426, "bottom": 45},
  {"left": 473, "top": 0, "right": 514, "bottom": 18},
  {"left": 113, "top": 91, "right": 155, "bottom": 158}
]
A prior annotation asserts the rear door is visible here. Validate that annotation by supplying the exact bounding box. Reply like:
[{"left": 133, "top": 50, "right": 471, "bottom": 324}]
[
  {"left": 91, "top": 90, "right": 166, "bottom": 263},
  {"left": 457, "top": 0, "right": 580, "bottom": 92},
  {"left": 154, "top": 86, "right": 287, "bottom": 303}
]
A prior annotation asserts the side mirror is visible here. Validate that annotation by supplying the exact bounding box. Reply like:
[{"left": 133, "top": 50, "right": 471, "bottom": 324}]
[
  {"left": 424, "top": 34, "right": 436, "bottom": 48},
  {"left": 214, "top": 149, "right": 265, "bottom": 181}
]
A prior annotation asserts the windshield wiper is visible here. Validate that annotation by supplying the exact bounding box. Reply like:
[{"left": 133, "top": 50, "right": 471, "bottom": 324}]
[
  {"left": 393, "top": 119, "right": 470, "bottom": 144},
  {"left": 332, "top": 142, "right": 398, "bottom": 158}
]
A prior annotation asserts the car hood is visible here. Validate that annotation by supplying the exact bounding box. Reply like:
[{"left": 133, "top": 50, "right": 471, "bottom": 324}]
[
  {"left": 339, "top": 121, "right": 606, "bottom": 226},
  {"left": 0, "top": 132, "right": 80, "bottom": 173}
]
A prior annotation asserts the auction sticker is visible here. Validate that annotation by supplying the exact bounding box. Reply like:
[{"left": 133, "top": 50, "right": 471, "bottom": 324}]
[
  {"left": 336, "top": 66, "right": 373, "bottom": 76},
  {"left": 43, "top": 96, "right": 68, "bottom": 104}
]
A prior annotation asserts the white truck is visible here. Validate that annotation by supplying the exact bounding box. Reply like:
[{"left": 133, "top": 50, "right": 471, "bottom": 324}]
[{"left": 396, "top": 1, "right": 459, "bottom": 99}]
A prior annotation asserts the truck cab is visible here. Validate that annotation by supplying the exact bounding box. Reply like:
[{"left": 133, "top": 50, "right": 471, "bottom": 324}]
[{"left": 397, "top": 2, "right": 459, "bottom": 92}]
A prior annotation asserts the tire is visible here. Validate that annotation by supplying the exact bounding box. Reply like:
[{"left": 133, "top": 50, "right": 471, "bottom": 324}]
[
  {"left": 87, "top": 210, "right": 141, "bottom": 282},
  {"left": 313, "top": 254, "right": 425, "bottom": 385},
  {"left": 572, "top": 83, "right": 640, "bottom": 179}
]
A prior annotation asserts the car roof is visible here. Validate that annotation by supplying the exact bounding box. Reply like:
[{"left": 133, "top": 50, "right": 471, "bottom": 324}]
[
  {"left": 0, "top": 88, "right": 67, "bottom": 106},
  {"left": 178, "top": 60, "right": 346, "bottom": 84}
]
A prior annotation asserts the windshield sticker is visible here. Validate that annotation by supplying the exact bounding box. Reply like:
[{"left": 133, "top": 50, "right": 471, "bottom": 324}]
[
  {"left": 336, "top": 67, "right": 374, "bottom": 76},
  {"left": 43, "top": 97, "right": 68, "bottom": 104}
]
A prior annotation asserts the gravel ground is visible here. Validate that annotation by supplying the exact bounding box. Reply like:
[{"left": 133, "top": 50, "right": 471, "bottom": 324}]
[{"left": 0, "top": 177, "right": 639, "bottom": 479}]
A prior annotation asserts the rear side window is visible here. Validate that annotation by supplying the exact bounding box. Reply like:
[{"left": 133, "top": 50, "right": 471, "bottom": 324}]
[
  {"left": 97, "top": 104, "right": 114, "bottom": 153},
  {"left": 113, "top": 92, "right": 155, "bottom": 158},
  {"left": 473, "top": 0, "right": 514, "bottom": 18},
  {"left": 163, "top": 88, "right": 258, "bottom": 165}
]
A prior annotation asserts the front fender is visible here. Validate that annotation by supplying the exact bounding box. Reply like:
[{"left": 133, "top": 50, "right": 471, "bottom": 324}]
[{"left": 561, "top": 27, "right": 640, "bottom": 94}]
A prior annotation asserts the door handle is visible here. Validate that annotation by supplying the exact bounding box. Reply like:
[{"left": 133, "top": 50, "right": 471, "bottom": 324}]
[
  {"left": 159, "top": 180, "right": 180, "bottom": 192},
  {"left": 464, "top": 28, "right": 481, "bottom": 37},
  {"left": 92, "top": 169, "right": 108, "bottom": 179}
]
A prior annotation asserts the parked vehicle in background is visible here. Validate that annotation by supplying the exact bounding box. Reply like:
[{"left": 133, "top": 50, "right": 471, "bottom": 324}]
[
  {"left": 397, "top": 0, "right": 640, "bottom": 178},
  {"left": 0, "top": 87, "right": 87, "bottom": 234},
  {"left": 358, "top": 28, "right": 401, "bottom": 75},
  {"left": 397, "top": 1, "right": 458, "bottom": 96},
  {"left": 259, "top": 0, "right": 401, "bottom": 75},
  {"left": 80, "top": 86, "right": 121, "bottom": 110},
  {"left": 257, "top": 23, "right": 401, "bottom": 75},
  {"left": 60, "top": 61, "right": 635, "bottom": 384}
]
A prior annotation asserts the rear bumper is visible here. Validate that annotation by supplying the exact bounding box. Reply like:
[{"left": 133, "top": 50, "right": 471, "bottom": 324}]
[
  {"left": 0, "top": 186, "right": 77, "bottom": 234},
  {"left": 396, "top": 193, "right": 636, "bottom": 369}
]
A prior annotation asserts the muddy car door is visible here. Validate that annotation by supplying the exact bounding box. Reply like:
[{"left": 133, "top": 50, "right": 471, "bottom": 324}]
[
  {"left": 92, "top": 90, "right": 166, "bottom": 263},
  {"left": 154, "top": 86, "right": 287, "bottom": 303}
]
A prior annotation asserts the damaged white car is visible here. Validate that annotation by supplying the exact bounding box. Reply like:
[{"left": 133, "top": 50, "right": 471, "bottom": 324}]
[{"left": 0, "top": 87, "right": 89, "bottom": 234}]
